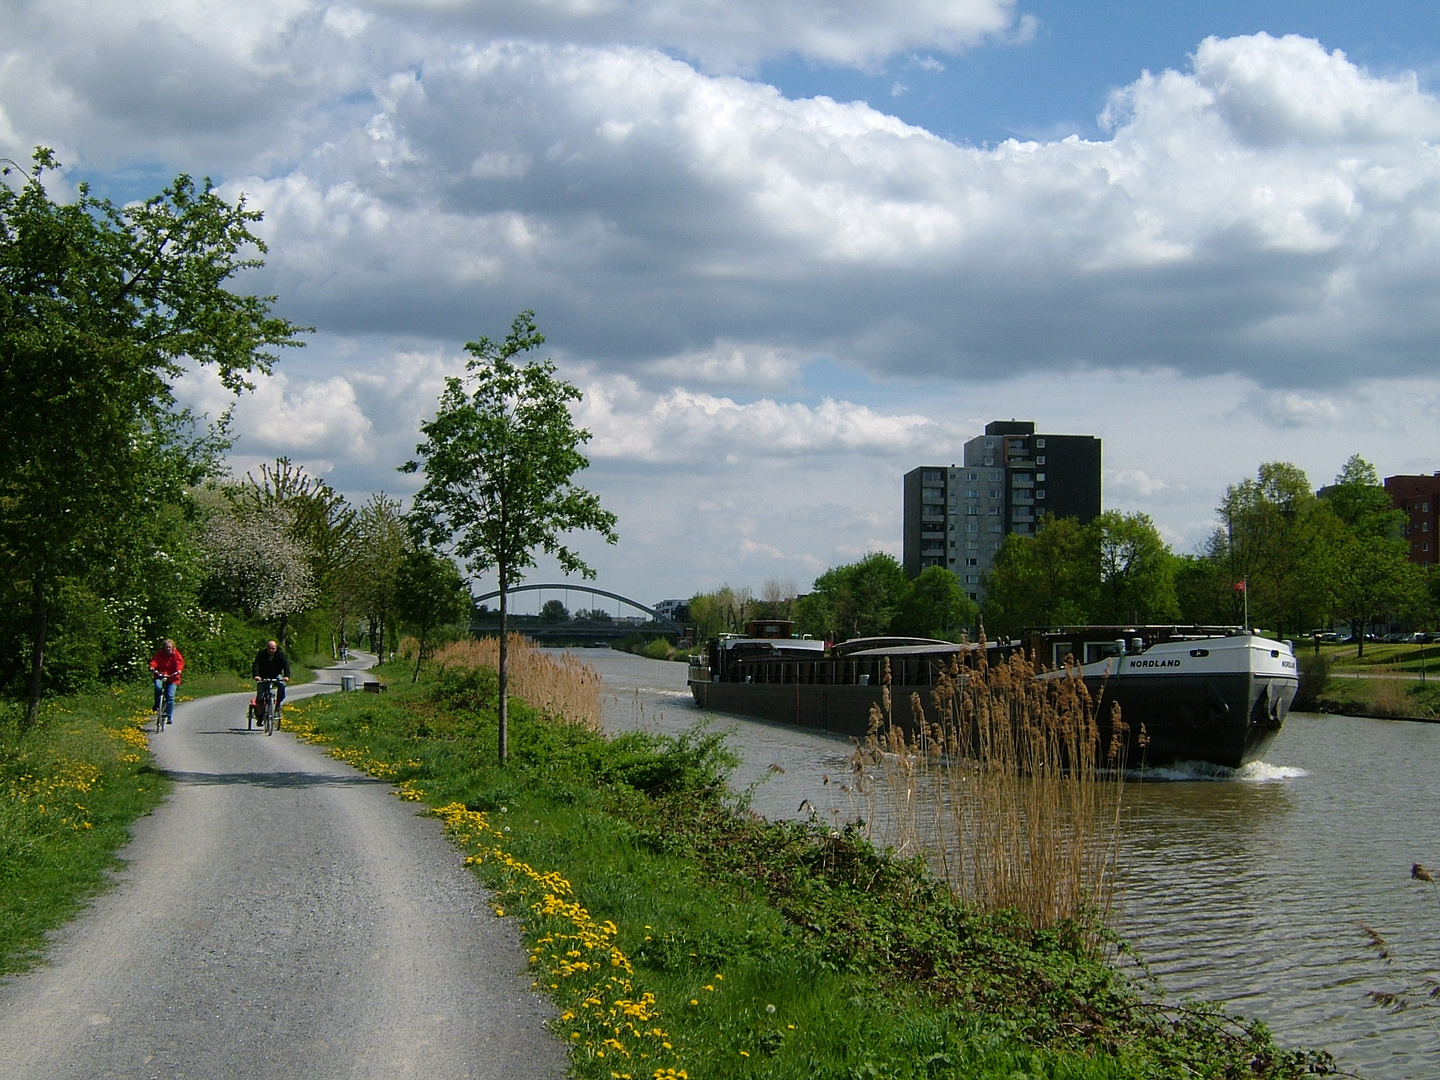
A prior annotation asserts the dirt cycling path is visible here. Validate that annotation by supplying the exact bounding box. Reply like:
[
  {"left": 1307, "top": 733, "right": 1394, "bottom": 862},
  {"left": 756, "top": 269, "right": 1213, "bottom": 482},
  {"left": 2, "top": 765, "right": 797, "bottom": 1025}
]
[{"left": 0, "top": 658, "right": 566, "bottom": 1080}]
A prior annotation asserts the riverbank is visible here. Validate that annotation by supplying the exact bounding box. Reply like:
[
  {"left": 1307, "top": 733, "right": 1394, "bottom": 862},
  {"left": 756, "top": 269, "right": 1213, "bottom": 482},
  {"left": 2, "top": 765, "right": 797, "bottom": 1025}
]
[{"left": 282, "top": 654, "right": 1334, "bottom": 1080}]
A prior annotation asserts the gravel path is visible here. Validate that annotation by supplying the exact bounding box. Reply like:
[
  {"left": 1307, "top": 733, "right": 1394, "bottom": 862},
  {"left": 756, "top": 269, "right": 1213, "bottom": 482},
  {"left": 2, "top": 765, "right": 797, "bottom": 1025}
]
[{"left": 0, "top": 658, "right": 567, "bottom": 1080}]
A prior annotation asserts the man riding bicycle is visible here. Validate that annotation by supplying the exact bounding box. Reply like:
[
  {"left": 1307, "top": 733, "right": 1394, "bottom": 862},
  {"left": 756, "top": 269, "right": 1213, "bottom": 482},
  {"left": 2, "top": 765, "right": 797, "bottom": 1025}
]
[
  {"left": 148, "top": 639, "right": 185, "bottom": 725},
  {"left": 252, "top": 640, "right": 292, "bottom": 717}
]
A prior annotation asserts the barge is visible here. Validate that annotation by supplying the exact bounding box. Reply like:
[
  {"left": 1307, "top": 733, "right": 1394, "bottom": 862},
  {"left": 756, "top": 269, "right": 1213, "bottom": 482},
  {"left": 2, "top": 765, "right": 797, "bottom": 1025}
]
[{"left": 688, "top": 621, "right": 1297, "bottom": 769}]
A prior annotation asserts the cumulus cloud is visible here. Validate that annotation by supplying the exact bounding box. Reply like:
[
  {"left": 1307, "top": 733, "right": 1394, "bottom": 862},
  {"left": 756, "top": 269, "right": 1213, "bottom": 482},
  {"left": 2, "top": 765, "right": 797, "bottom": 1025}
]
[
  {"left": 14, "top": 8, "right": 1440, "bottom": 596},
  {"left": 366, "top": 0, "right": 1018, "bottom": 72},
  {"left": 162, "top": 31, "right": 1440, "bottom": 392}
]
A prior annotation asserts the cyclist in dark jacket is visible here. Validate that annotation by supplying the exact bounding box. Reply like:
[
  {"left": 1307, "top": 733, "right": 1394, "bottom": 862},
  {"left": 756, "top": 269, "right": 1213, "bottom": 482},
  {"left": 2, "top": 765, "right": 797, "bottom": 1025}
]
[{"left": 252, "top": 640, "right": 292, "bottom": 710}]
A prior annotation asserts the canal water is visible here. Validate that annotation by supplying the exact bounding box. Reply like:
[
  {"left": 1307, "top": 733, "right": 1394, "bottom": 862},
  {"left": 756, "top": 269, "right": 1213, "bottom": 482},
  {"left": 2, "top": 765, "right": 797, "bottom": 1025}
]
[{"left": 574, "top": 648, "right": 1440, "bottom": 1080}]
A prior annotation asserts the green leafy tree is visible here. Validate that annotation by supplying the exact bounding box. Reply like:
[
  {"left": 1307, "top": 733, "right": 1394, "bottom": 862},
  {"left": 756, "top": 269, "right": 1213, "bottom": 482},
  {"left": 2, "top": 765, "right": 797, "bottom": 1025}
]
[
  {"left": 1319, "top": 457, "right": 1418, "bottom": 655},
  {"left": 893, "top": 565, "right": 978, "bottom": 640},
  {"left": 539, "top": 599, "right": 570, "bottom": 624},
  {"left": 404, "top": 311, "right": 618, "bottom": 762},
  {"left": 804, "top": 553, "right": 907, "bottom": 641},
  {"left": 354, "top": 493, "right": 407, "bottom": 658},
  {"left": 395, "top": 548, "right": 472, "bottom": 682},
  {"left": 1092, "top": 511, "right": 1179, "bottom": 624},
  {"left": 0, "top": 149, "right": 304, "bottom": 727},
  {"left": 1217, "top": 462, "right": 1332, "bottom": 635},
  {"left": 981, "top": 516, "right": 1096, "bottom": 637}
]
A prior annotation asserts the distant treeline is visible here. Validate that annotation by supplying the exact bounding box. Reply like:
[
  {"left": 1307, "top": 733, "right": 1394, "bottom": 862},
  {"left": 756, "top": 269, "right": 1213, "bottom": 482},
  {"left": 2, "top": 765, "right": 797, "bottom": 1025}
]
[{"left": 691, "top": 456, "right": 1432, "bottom": 644}]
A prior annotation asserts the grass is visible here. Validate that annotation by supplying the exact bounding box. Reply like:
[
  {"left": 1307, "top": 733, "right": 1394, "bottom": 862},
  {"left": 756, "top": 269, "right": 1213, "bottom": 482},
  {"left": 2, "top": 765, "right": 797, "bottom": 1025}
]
[
  {"left": 0, "top": 686, "right": 168, "bottom": 976},
  {"left": 280, "top": 639, "right": 1334, "bottom": 1080}
]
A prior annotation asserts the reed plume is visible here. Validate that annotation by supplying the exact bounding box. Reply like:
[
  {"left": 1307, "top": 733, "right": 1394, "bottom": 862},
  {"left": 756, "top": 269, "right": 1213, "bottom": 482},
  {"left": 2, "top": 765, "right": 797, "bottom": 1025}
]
[{"left": 852, "top": 639, "right": 1126, "bottom": 939}]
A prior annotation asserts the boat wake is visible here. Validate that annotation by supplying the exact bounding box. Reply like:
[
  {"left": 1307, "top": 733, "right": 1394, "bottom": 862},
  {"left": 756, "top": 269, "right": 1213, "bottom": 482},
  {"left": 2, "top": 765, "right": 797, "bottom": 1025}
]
[{"left": 1132, "top": 760, "right": 1308, "bottom": 783}]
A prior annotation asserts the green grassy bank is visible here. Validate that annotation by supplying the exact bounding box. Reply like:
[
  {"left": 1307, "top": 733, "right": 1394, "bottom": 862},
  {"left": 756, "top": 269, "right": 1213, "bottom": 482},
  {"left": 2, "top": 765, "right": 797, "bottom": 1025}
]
[
  {"left": 282, "top": 661, "right": 1334, "bottom": 1080},
  {"left": 0, "top": 687, "right": 167, "bottom": 976}
]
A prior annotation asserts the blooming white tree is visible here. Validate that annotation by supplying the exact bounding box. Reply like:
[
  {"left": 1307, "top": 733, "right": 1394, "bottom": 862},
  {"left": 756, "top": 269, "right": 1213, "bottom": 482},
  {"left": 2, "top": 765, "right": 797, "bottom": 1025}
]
[{"left": 199, "top": 505, "right": 317, "bottom": 642}]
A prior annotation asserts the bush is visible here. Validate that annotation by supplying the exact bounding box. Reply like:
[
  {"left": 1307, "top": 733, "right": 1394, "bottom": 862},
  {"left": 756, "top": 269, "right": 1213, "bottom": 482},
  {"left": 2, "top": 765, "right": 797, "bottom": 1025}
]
[{"left": 1294, "top": 652, "right": 1331, "bottom": 711}]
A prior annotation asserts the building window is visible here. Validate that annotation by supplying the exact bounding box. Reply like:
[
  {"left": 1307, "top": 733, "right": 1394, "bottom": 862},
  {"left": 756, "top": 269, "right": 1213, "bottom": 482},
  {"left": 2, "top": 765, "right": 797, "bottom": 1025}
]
[
  {"left": 1035, "top": 438, "right": 1046, "bottom": 448},
  {"left": 1425, "top": 541, "right": 1430, "bottom": 552},
  {"left": 949, "top": 540, "right": 956, "bottom": 548},
  {"left": 1036, "top": 473, "right": 1045, "bottom": 481},
  {"left": 988, "top": 507, "right": 1000, "bottom": 516},
  {"left": 1036, "top": 507, "right": 1046, "bottom": 517},
  {"left": 990, "top": 489, "right": 1002, "bottom": 498},
  {"left": 965, "top": 540, "right": 978, "bottom": 549},
  {"left": 984, "top": 440, "right": 995, "bottom": 449},
  {"left": 967, "top": 471, "right": 978, "bottom": 481},
  {"left": 969, "top": 592, "right": 978, "bottom": 600},
  {"left": 966, "top": 489, "right": 979, "bottom": 499},
  {"left": 966, "top": 522, "right": 978, "bottom": 533},
  {"left": 1036, "top": 456, "right": 1046, "bottom": 465},
  {"left": 1036, "top": 490, "right": 1045, "bottom": 499},
  {"left": 964, "top": 574, "right": 978, "bottom": 584},
  {"left": 1425, "top": 522, "right": 1431, "bottom": 532},
  {"left": 966, "top": 558, "right": 978, "bottom": 566},
  {"left": 984, "top": 456, "right": 994, "bottom": 466}
]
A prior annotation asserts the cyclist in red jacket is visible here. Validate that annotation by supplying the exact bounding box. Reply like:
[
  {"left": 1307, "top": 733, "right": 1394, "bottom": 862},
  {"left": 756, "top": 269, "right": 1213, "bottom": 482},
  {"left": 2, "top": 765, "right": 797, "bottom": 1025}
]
[{"left": 148, "top": 639, "right": 185, "bottom": 725}]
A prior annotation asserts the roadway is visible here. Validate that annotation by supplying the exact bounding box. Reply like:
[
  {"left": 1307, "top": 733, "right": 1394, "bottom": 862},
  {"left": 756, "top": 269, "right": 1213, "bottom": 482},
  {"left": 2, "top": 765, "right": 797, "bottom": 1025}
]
[{"left": 0, "top": 656, "right": 566, "bottom": 1080}]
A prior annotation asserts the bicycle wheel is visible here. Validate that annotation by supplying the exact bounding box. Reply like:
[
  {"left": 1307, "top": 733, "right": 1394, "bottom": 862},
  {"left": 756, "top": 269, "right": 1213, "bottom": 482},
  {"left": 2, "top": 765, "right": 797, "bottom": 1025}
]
[
  {"left": 153, "top": 706, "right": 165, "bottom": 734},
  {"left": 263, "top": 699, "right": 274, "bottom": 736}
]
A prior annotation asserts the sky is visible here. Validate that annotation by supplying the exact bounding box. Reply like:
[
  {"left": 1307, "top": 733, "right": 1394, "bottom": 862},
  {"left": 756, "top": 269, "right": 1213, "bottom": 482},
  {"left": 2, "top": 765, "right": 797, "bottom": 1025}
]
[{"left": 5, "top": 0, "right": 1440, "bottom": 611}]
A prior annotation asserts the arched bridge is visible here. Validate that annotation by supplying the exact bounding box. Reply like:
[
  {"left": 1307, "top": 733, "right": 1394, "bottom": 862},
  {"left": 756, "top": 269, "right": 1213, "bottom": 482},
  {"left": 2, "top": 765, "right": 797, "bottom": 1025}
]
[{"left": 472, "top": 583, "right": 683, "bottom": 634}]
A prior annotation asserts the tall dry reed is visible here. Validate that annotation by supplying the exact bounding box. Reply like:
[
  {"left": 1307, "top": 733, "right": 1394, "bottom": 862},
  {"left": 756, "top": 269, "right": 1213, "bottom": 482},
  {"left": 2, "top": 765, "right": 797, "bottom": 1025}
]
[
  {"left": 431, "top": 636, "right": 604, "bottom": 731},
  {"left": 850, "top": 641, "right": 1130, "bottom": 935}
]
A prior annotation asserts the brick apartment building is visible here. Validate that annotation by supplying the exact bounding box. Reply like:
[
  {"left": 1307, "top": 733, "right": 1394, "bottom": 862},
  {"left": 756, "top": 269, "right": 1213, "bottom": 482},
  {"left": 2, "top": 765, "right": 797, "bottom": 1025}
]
[{"left": 1384, "top": 473, "right": 1440, "bottom": 566}]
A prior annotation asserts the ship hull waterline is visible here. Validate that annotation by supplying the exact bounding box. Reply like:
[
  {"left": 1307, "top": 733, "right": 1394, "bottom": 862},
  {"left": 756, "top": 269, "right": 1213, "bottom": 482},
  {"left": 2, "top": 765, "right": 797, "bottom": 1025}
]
[{"left": 688, "top": 669, "right": 1295, "bottom": 771}]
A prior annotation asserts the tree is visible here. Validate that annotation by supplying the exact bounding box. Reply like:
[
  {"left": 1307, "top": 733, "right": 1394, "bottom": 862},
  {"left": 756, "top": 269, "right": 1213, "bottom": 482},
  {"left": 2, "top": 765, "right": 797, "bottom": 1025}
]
[
  {"left": 801, "top": 553, "right": 907, "bottom": 641},
  {"left": 1, "top": 149, "right": 304, "bottom": 727},
  {"left": 1319, "top": 456, "right": 1416, "bottom": 655},
  {"left": 893, "top": 565, "right": 978, "bottom": 639},
  {"left": 354, "top": 493, "right": 407, "bottom": 658},
  {"left": 981, "top": 516, "right": 1095, "bottom": 637},
  {"left": 404, "top": 311, "right": 618, "bottom": 762},
  {"left": 1217, "top": 463, "right": 1332, "bottom": 635},
  {"left": 198, "top": 504, "right": 317, "bottom": 639},
  {"left": 1092, "top": 511, "right": 1179, "bottom": 624},
  {"left": 394, "top": 547, "right": 472, "bottom": 682},
  {"left": 539, "top": 599, "right": 570, "bottom": 623}
]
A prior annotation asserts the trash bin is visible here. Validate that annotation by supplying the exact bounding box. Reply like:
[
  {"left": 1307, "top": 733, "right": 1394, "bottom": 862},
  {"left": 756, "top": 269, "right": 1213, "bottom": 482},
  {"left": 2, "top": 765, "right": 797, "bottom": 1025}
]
[{"left": 340, "top": 674, "right": 356, "bottom": 692}]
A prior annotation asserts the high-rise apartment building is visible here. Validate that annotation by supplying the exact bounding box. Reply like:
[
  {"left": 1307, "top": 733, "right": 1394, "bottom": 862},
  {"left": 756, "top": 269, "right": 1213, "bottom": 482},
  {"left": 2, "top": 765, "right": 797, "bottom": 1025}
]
[
  {"left": 903, "top": 421, "right": 1102, "bottom": 601},
  {"left": 1384, "top": 473, "right": 1440, "bottom": 566}
]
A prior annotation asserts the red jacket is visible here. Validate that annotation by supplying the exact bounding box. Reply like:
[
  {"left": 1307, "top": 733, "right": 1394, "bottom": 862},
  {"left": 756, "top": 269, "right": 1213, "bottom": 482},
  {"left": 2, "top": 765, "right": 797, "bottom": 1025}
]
[{"left": 149, "top": 647, "right": 185, "bottom": 684}]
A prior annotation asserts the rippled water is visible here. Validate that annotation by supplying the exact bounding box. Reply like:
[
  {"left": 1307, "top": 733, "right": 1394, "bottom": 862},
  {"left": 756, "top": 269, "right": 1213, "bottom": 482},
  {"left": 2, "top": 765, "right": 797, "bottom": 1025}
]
[{"left": 572, "top": 648, "right": 1440, "bottom": 1079}]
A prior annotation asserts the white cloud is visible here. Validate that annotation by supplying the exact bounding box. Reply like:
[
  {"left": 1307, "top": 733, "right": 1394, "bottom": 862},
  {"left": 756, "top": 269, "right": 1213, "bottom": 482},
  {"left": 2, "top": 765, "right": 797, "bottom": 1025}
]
[
  {"left": 158, "top": 31, "right": 1440, "bottom": 393},
  {"left": 366, "top": 0, "right": 1018, "bottom": 72}
]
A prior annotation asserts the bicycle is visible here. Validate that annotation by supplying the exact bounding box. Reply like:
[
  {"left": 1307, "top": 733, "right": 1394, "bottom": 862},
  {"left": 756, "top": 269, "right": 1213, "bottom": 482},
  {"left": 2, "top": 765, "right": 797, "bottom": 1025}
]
[
  {"left": 253, "top": 677, "right": 285, "bottom": 736},
  {"left": 151, "top": 674, "right": 176, "bottom": 733}
]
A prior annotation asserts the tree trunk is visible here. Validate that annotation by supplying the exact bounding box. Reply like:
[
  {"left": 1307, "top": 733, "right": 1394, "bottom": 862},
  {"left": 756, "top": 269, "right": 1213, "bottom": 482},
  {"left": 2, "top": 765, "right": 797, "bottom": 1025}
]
[
  {"left": 1357, "top": 617, "right": 1366, "bottom": 659},
  {"left": 24, "top": 579, "right": 46, "bottom": 732},
  {"left": 498, "top": 567, "right": 509, "bottom": 765}
]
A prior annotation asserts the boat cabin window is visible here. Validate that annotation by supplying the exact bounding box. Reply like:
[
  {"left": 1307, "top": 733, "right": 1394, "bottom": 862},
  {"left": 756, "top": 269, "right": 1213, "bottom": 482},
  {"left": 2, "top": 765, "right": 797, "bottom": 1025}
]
[
  {"left": 1083, "top": 640, "right": 1126, "bottom": 664},
  {"left": 1051, "top": 641, "right": 1074, "bottom": 666}
]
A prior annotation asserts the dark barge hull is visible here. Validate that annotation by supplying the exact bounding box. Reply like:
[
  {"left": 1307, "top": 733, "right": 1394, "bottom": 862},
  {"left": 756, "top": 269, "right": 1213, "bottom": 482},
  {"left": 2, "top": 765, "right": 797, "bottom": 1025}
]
[
  {"left": 1080, "top": 671, "right": 1294, "bottom": 769},
  {"left": 689, "top": 669, "right": 1296, "bottom": 769}
]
